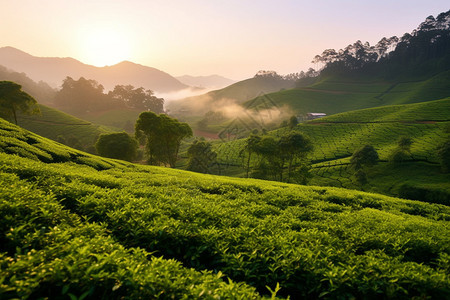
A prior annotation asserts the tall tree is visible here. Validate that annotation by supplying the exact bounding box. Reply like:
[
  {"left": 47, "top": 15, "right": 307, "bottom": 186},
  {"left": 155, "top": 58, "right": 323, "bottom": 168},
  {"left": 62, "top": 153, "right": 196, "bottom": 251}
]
[
  {"left": 0, "top": 81, "right": 40, "bottom": 125},
  {"left": 54, "top": 77, "right": 108, "bottom": 114},
  {"left": 135, "top": 111, "right": 192, "bottom": 167}
]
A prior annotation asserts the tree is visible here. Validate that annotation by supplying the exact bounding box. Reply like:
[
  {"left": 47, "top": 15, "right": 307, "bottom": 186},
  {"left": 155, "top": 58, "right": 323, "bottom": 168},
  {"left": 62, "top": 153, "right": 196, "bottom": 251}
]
[
  {"left": 389, "top": 136, "right": 413, "bottom": 163},
  {"left": 108, "top": 85, "right": 164, "bottom": 113},
  {"left": 241, "top": 134, "right": 262, "bottom": 177},
  {"left": 279, "top": 132, "right": 313, "bottom": 182},
  {"left": 135, "top": 112, "right": 192, "bottom": 167},
  {"left": 288, "top": 115, "right": 299, "bottom": 129},
  {"left": 54, "top": 77, "right": 108, "bottom": 114},
  {"left": 187, "top": 139, "right": 218, "bottom": 174},
  {"left": 95, "top": 132, "right": 138, "bottom": 162},
  {"left": 243, "top": 132, "right": 313, "bottom": 183},
  {"left": 0, "top": 81, "right": 40, "bottom": 124},
  {"left": 350, "top": 145, "right": 379, "bottom": 170}
]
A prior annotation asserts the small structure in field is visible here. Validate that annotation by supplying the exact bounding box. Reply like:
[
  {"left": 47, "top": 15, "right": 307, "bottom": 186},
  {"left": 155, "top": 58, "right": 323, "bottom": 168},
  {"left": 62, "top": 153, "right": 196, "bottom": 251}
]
[{"left": 307, "top": 113, "right": 327, "bottom": 120}]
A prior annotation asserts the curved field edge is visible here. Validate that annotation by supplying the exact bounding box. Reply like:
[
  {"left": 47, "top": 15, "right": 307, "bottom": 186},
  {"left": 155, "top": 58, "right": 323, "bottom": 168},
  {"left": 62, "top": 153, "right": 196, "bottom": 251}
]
[{"left": 1, "top": 117, "right": 450, "bottom": 298}]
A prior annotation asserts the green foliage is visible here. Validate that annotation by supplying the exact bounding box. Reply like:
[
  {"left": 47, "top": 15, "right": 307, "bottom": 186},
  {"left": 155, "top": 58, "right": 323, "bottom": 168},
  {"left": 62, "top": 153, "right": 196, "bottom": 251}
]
[
  {"left": 108, "top": 84, "right": 164, "bottom": 113},
  {"left": 288, "top": 115, "right": 298, "bottom": 129},
  {"left": 135, "top": 111, "right": 192, "bottom": 167},
  {"left": 54, "top": 77, "right": 164, "bottom": 117},
  {"left": 187, "top": 139, "right": 218, "bottom": 173},
  {"left": 0, "top": 81, "right": 40, "bottom": 124},
  {"left": 95, "top": 132, "right": 138, "bottom": 162},
  {"left": 350, "top": 145, "right": 379, "bottom": 170}
]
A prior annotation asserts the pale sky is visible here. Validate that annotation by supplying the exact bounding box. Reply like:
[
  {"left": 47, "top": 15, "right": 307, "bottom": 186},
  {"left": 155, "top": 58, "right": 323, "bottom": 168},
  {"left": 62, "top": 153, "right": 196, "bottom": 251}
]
[{"left": 1, "top": 0, "right": 449, "bottom": 80}]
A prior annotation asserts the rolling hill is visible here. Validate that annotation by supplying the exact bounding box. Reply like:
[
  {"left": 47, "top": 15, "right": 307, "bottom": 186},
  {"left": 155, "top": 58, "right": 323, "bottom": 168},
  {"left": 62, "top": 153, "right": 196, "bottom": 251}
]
[
  {"left": 0, "top": 116, "right": 449, "bottom": 299},
  {"left": 243, "top": 70, "right": 450, "bottom": 117},
  {"left": 0, "top": 46, "right": 187, "bottom": 93},
  {"left": 167, "top": 73, "right": 296, "bottom": 116},
  {"left": 213, "top": 98, "right": 450, "bottom": 202}
]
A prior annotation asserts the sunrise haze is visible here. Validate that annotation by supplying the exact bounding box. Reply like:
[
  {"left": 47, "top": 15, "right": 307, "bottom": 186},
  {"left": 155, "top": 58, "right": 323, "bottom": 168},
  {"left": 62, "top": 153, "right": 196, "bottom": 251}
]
[{"left": 1, "top": 0, "right": 449, "bottom": 79}]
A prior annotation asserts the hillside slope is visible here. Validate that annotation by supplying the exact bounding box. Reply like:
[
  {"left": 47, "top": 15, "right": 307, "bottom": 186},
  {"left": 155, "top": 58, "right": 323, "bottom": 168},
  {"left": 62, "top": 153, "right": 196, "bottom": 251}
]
[
  {"left": 168, "top": 75, "right": 295, "bottom": 116},
  {"left": 0, "top": 47, "right": 187, "bottom": 93},
  {"left": 1, "top": 117, "right": 449, "bottom": 299},
  {"left": 244, "top": 70, "right": 450, "bottom": 117},
  {"left": 14, "top": 104, "right": 117, "bottom": 151},
  {"left": 215, "top": 98, "right": 450, "bottom": 201}
]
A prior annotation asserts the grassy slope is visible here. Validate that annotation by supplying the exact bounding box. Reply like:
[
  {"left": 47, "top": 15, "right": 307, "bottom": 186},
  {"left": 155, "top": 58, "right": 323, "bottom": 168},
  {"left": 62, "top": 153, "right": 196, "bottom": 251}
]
[
  {"left": 214, "top": 98, "right": 450, "bottom": 201},
  {"left": 245, "top": 70, "right": 450, "bottom": 116},
  {"left": 14, "top": 104, "right": 117, "bottom": 148},
  {"left": 1, "top": 117, "right": 449, "bottom": 299}
]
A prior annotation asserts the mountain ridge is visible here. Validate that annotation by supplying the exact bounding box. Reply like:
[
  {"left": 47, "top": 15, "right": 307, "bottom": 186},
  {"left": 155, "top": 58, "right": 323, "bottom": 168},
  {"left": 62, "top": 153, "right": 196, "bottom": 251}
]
[{"left": 0, "top": 46, "right": 188, "bottom": 93}]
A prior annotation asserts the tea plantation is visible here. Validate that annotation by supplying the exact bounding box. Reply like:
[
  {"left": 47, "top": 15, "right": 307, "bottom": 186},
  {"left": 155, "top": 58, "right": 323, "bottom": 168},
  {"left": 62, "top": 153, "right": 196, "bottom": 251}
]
[
  {"left": 1, "top": 117, "right": 449, "bottom": 299},
  {"left": 214, "top": 98, "right": 450, "bottom": 201}
]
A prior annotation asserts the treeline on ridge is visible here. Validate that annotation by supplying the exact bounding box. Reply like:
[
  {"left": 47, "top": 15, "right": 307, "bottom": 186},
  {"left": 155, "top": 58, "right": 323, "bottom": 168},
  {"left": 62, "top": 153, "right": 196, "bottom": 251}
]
[{"left": 54, "top": 77, "right": 164, "bottom": 115}]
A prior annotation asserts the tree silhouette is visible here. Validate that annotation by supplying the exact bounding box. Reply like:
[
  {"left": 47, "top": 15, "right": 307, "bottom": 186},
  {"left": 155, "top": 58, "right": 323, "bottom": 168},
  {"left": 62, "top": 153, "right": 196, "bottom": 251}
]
[
  {"left": 135, "top": 111, "right": 192, "bottom": 167},
  {"left": 0, "top": 81, "right": 40, "bottom": 124}
]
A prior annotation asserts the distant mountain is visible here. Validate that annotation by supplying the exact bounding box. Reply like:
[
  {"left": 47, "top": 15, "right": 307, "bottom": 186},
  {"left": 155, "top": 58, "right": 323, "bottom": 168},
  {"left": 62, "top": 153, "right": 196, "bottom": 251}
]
[
  {"left": 176, "top": 74, "right": 236, "bottom": 89},
  {"left": 0, "top": 64, "right": 56, "bottom": 105},
  {"left": 0, "top": 47, "right": 188, "bottom": 93}
]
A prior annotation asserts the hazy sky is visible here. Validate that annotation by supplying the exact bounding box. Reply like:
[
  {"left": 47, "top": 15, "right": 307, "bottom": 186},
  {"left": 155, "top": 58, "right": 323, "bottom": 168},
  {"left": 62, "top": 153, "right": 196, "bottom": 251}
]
[{"left": 1, "top": 0, "right": 449, "bottom": 80}]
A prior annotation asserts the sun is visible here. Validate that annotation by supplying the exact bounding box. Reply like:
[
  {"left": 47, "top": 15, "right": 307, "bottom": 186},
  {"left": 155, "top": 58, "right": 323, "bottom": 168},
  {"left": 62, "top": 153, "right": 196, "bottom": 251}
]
[{"left": 79, "top": 26, "right": 132, "bottom": 67}]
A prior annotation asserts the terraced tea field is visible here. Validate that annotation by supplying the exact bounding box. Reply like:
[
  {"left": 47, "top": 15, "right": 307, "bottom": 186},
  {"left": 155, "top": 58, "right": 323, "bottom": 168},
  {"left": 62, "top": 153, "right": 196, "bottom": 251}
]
[{"left": 0, "top": 116, "right": 449, "bottom": 299}]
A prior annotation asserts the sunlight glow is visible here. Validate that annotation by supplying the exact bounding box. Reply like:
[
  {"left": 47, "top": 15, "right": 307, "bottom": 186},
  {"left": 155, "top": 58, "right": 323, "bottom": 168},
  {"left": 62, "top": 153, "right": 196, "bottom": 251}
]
[{"left": 79, "top": 25, "right": 132, "bottom": 67}]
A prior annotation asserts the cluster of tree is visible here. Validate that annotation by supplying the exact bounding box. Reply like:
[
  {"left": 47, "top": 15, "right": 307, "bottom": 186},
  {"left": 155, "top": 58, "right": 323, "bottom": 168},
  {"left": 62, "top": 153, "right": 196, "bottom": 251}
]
[
  {"left": 254, "top": 69, "right": 319, "bottom": 82},
  {"left": 54, "top": 77, "right": 164, "bottom": 115},
  {"left": 186, "top": 139, "right": 219, "bottom": 174},
  {"left": 241, "top": 132, "right": 313, "bottom": 183},
  {"left": 135, "top": 111, "right": 192, "bottom": 167},
  {"left": 313, "top": 10, "right": 450, "bottom": 77},
  {"left": 279, "top": 115, "right": 299, "bottom": 129},
  {"left": 0, "top": 81, "right": 40, "bottom": 124}
]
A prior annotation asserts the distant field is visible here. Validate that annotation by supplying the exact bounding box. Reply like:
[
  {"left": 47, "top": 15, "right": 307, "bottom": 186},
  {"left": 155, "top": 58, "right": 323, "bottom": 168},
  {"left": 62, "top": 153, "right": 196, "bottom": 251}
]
[
  {"left": 243, "top": 70, "right": 450, "bottom": 117},
  {"left": 1, "top": 117, "right": 449, "bottom": 299},
  {"left": 213, "top": 98, "right": 450, "bottom": 201}
]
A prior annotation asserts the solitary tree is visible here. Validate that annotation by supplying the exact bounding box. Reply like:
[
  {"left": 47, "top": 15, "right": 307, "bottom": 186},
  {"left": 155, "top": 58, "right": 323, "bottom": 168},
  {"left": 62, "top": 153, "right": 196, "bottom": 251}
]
[
  {"left": 95, "top": 132, "right": 138, "bottom": 162},
  {"left": 135, "top": 111, "right": 192, "bottom": 167},
  {"left": 187, "top": 139, "right": 218, "bottom": 174},
  {"left": 0, "top": 81, "right": 40, "bottom": 124},
  {"left": 350, "top": 145, "right": 379, "bottom": 170},
  {"left": 288, "top": 115, "right": 299, "bottom": 129}
]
